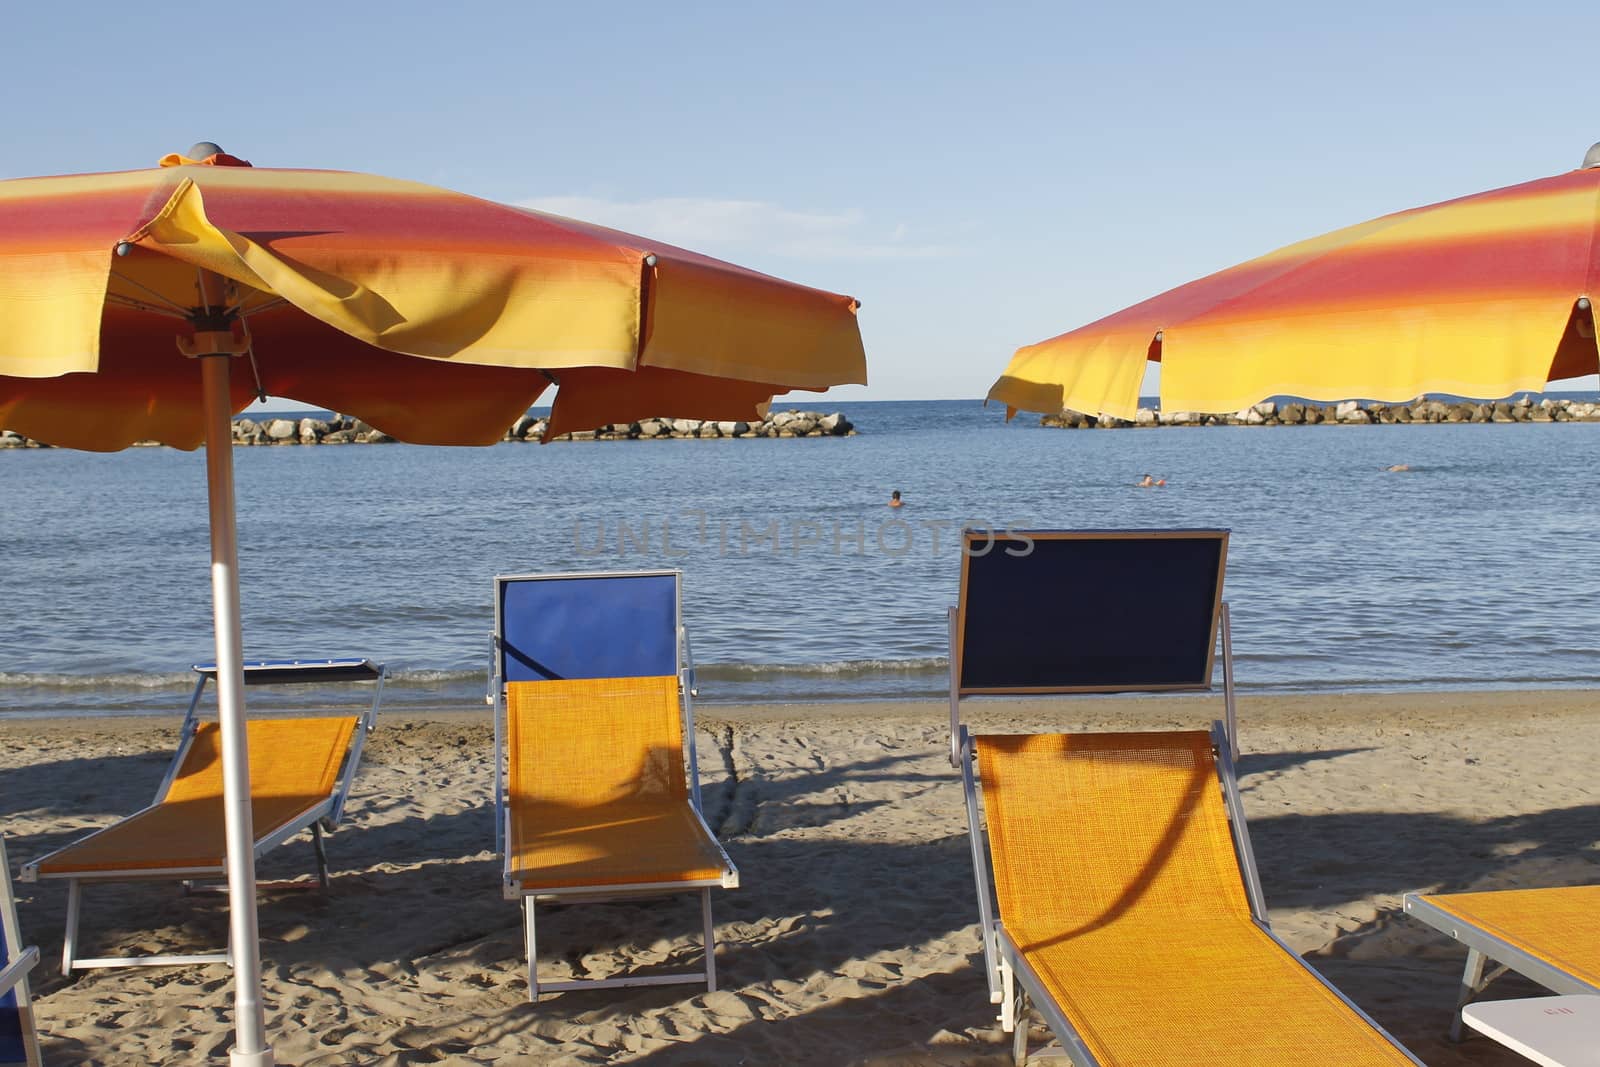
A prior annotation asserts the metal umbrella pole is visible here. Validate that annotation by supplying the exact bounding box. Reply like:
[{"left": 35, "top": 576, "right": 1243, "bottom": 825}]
[{"left": 183, "top": 266, "right": 274, "bottom": 1067}]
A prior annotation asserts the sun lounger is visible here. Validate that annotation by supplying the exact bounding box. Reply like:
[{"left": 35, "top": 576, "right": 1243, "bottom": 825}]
[
  {"left": 1403, "top": 885, "right": 1600, "bottom": 1040},
  {"left": 1, "top": 838, "right": 41, "bottom": 1067},
  {"left": 954, "top": 529, "right": 1422, "bottom": 1065},
  {"left": 491, "top": 570, "right": 737, "bottom": 998},
  {"left": 21, "top": 658, "right": 384, "bottom": 975}
]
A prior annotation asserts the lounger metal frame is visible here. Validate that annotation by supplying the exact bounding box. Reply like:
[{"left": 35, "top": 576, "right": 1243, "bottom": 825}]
[
  {"left": 961, "top": 722, "right": 1423, "bottom": 1066},
  {"left": 21, "top": 658, "right": 385, "bottom": 975},
  {"left": 490, "top": 569, "right": 739, "bottom": 999},
  {"left": 1401, "top": 891, "right": 1600, "bottom": 1041},
  {"left": 1, "top": 838, "right": 42, "bottom": 1067}
]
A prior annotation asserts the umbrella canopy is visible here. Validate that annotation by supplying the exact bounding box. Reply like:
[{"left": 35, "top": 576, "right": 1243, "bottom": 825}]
[
  {"left": 990, "top": 147, "right": 1600, "bottom": 420},
  {"left": 0, "top": 149, "right": 865, "bottom": 447},
  {"left": 0, "top": 146, "right": 865, "bottom": 1067}
]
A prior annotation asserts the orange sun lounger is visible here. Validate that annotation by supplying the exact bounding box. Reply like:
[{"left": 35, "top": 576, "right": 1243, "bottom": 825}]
[
  {"left": 1403, "top": 884, "right": 1600, "bottom": 1040},
  {"left": 492, "top": 570, "right": 737, "bottom": 999},
  {"left": 22, "top": 658, "right": 383, "bottom": 974},
  {"left": 963, "top": 728, "right": 1422, "bottom": 1065},
  {"left": 951, "top": 529, "right": 1422, "bottom": 1064}
]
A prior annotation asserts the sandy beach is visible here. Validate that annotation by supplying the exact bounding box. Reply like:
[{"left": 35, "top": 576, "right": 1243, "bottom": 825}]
[{"left": 3, "top": 689, "right": 1597, "bottom": 1065}]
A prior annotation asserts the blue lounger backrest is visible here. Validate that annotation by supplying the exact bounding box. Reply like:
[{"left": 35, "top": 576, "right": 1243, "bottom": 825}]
[
  {"left": 956, "top": 529, "right": 1228, "bottom": 694},
  {"left": 497, "top": 571, "right": 680, "bottom": 682}
]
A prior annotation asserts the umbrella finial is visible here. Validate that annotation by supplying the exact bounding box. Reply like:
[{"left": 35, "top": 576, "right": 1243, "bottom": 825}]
[
  {"left": 1583, "top": 142, "right": 1600, "bottom": 169},
  {"left": 160, "top": 143, "right": 252, "bottom": 168}
]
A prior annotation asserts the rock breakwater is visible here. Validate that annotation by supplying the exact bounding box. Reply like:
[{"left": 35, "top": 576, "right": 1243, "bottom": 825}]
[
  {"left": 1042, "top": 396, "right": 1600, "bottom": 429},
  {"left": 0, "top": 410, "right": 855, "bottom": 448},
  {"left": 503, "top": 409, "right": 854, "bottom": 442}
]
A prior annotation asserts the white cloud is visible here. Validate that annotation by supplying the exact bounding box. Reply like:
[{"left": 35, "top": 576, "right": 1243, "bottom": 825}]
[{"left": 518, "top": 195, "right": 951, "bottom": 261}]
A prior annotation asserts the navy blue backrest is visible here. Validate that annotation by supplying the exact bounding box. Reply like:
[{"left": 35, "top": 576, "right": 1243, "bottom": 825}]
[
  {"left": 498, "top": 572, "right": 679, "bottom": 682},
  {"left": 193, "top": 659, "right": 383, "bottom": 685},
  {"left": 0, "top": 990, "right": 20, "bottom": 1065},
  {"left": 957, "top": 530, "right": 1227, "bottom": 694},
  {"left": 0, "top": 993, "right": 20, "bottom": 1066},
  {"left": 0, "top": 864, "right": 24, "bottom": 1066}
]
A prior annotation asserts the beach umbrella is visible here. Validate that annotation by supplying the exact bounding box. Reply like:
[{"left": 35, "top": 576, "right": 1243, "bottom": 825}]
[
  {"left": 989, "top": 144, "right": 1600, "bottom": 421},
  {"left": 0, "top": 144, "right": 866, "bottom": 1066}
]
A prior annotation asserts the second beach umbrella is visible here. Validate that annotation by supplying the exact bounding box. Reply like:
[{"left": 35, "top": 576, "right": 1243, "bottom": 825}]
[
  {"left": 0, "top": 144, "right": 866, "bottom": 1065},
  {"left": 990, "top": 144, "right": 1600, "bottom": 421}
]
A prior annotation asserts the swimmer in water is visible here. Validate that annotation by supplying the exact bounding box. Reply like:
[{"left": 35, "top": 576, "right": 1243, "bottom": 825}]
[
  {"left": 1385, "top": 464, "right": 1410, "bottom": 472},
  {"left": 888, "top": 489, "right": 904, "bottom": 508}
]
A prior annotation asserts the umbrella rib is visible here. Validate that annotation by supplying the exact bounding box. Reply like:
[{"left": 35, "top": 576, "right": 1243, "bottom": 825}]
[
  {"left": 107, "top": 270, "right": 194, "bottom": 316},
  {"left": 237, "top": 296, "right": 289, "bottom": 317},
  {"left": 239, "top": 316, "right": 268, "bottom": 402},
  {"left": 105, "top": 292, "right": 190, "bottom": 320},
  {"left": 195, "top": 269, "right": 214, "bottom": 315}
]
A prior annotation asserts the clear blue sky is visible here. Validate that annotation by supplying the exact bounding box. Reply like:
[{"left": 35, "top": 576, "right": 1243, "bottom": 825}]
[{"left": 7, "top": 1, "right": 1596, "bottom": 401}]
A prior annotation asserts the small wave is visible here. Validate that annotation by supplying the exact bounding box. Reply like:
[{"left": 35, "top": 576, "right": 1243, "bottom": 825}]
[
  {"left": 0, "top": 667, "right": 488, "bottom": 689},
  {"left": 0, "top": 670, "right": 194, "bottom": 691},
  {"left": 382, "top": 668, "right": 484, "bottom": 686},
  {"left": 696, "top": 657, "right": 947, "bottom": 680},
  {"left": 1232, "top": 672, "right": 1600, "bottom": 694}
]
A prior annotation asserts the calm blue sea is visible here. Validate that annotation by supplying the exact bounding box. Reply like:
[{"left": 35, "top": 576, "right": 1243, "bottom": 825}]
[{"left": 3, "top": 396, "right": 1599, "bottom": 718}]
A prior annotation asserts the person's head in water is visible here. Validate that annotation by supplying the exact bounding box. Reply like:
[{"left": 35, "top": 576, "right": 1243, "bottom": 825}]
[{"left": 888, "top": 490, "right": 903, "bottom": 508}]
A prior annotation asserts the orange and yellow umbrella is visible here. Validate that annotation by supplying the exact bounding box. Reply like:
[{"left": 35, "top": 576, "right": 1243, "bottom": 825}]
[
  {"left": 0, "top": 149, "right": 865, "bottom": 447},
  {"left": 0, "top": 145, "right": 864, "bottom": 1067},
  {"left": 990, "top": 148, "right": 1600, "bottom": 420}
]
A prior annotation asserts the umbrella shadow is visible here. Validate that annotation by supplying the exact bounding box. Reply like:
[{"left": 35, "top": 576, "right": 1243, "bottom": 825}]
[
  {"left": 1, "top": 749, "right": 188, "bottom": 878},
  {"left": 1237, "top": 746, "right": 1374, "bottom": 777},
  {"left": 706, "top": 746, "right": 952, "bottom": 839},
  {"left": 0, "top": 749, "right": 172, "bottom": 817},
  {"left": 273, "top": 724, "right": 997, "bottom": 1061},
  {"left": 13, "top": 799, "right": 504, "bottom": 999},
  {"left": 302, "top": 831, "right": 999, "bottom": 1065},
  {"left": 29, "top": 1030, "right": 98, "bottom": 1067},
  {"left": 396, "top": 963, "right": 1010, "bottom": 1067},
  {"left": 1248, "top": 802, "right": 1600, "bottom": 912}
]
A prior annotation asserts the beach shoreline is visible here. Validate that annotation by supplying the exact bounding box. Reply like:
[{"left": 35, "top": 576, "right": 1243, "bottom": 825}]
[{"left": 4, "top": 688, "right": 1595, "bottom": 1064}]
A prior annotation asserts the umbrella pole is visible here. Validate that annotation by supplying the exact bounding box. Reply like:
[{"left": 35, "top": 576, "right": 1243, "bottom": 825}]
[{"left": 193, "top": 313, "right": 275, "bottom": 1066}]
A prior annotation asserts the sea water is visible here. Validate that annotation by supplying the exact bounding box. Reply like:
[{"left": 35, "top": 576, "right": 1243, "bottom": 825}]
[{"left": 2, "top": 398, "right": 1598, "bottom": 717}]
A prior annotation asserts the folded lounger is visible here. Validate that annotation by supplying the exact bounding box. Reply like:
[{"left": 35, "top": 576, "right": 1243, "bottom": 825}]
[
  {"left": 953, "top": 529, "right": 1423, "bottom": 1065},
  {"left": 1, "top": 838, "right": 41, "bottom": 1067},
  {"left": 1403, "top": 885, "right": 1600, "bottom": 1040},
  {"left": 22, "top": 658, "right": 384, "bottom": 974},
  {"left": 491, "top": 569, "right": 738, "bottom": 998}
]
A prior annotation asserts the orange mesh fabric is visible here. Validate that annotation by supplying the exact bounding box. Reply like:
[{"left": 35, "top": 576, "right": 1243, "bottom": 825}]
[
  {"left": 39, "top": 717, "right": 356, "bottom": 875},
  {"left": 976, "top": 731, "right": 1415, "bottom": 1066},
  {"left": 506, "top": 677, "right": 729, "bottom": 891},
  {"left": 1418, "top": 885, "right": 1600, "bottom": 988}
]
